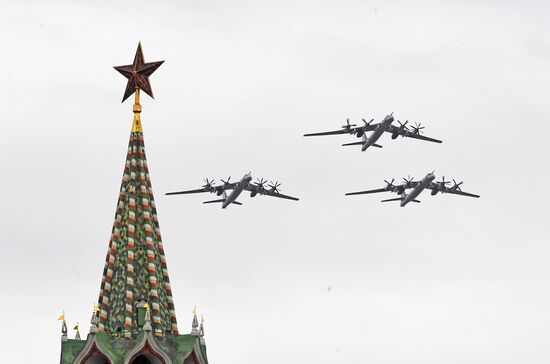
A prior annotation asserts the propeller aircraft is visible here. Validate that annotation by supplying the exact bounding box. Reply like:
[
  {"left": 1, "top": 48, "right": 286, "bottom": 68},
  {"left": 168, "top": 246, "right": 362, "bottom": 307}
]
[
  {"left": 304, "top": 113, "right": 442, "bottom": 151},
  {"left": 166, "top": 173, "right": 299, "bottom": 209},
  {"left": 346, "top": 172, "right": 480, "bottom": 207}
]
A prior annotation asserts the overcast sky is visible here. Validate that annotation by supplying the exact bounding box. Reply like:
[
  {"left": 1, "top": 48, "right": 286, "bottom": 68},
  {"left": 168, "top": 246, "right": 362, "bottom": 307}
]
[{"left": 1, "top": 0, "right": 550, "bottom": 363}]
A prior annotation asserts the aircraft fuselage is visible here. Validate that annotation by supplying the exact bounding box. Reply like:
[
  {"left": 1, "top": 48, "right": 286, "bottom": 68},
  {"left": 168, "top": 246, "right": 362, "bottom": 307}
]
[
  {"left": 401, "top": 173, "right": 435, "bottom": 207},
  {"left": 362, "top": 115, "right": 394, "bottom": 151},
  {"left": 222, "top": 173, "right": 252, "bottom": 208}
]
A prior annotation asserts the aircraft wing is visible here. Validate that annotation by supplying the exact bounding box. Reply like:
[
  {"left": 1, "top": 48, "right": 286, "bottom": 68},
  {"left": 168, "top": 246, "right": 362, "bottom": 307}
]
[
  {"left": 165, "top": 187, "right": 211, "bottom": 195},
  {"left": 444, "top": 189, "right": 480, "bottom": 198},
  {"left": 386, "top": 125, "right": 442, "bottom": 144},
  {"left": 243, "top": 182, "right": 299, "bottom": 200},
  {"left": 346, "top": 188, "right": 389, "bottom": 196},
  {"left": 404, "top": 133, "right": 443, "bottom": 143},
  {"left": 303, "top": 129, "right": 352, "bottom": 137},
  {"left": 303, "top": 123, "right": 379, "bottom": 137},
  {"left": 244, "top": 184, "right": 265, "bottom": 193},
  {"left": 425, "top": 184, "right": 480, "bottom": 198},
  {"left": 261, "top": 190, "right": 300, "bottom": 201},
  {"left": 166, "top": 182, "right": 236, "bottom": 196}
]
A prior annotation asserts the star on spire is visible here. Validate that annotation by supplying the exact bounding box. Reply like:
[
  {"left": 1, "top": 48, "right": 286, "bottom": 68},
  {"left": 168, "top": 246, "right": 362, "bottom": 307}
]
[{"left": 114, "top": 42, "right": 164, "bottom": 102}]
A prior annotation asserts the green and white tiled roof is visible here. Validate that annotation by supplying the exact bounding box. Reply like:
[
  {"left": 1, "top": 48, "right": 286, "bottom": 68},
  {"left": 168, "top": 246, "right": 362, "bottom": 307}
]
[{"left": 97, "top": 127, "right": 178, "bottom": 337}]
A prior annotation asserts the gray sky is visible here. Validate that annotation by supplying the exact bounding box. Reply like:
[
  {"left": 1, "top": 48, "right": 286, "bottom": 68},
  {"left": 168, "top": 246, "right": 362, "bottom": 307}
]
[{"left": 1, "top": 0, "right": 550, "bottom": 363}]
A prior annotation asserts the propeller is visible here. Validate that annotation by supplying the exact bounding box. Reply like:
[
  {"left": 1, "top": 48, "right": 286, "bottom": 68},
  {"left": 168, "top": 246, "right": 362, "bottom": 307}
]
[
  {"left": 362, "top": 118, "right": 374, "bottom": 127},
  {"left": 255, "top": 178, "right": 268, "bottom": 189},
  {"left": 451, "top": 179, "right": 463, "bottom": 191},
  {"left": 202, "top": 178, "right": 215, "bottom": 189},
  {"left": 384, "top": 178, "right": 396, "bottom": 190},
  {"left": 268, "top": 181, "right": 282, "bottom": 193},
  {"left": 411, "top": 122, "right": 425, "bottom": 135},
  {"left": 397, "top": 120, "right": 409, "bottom": 131},
  {"left": 341, "top": 118, "right": 357, "bottom": 130},
  {"left": 220, "top": 176, "right": 232, "bottom": 188},
  {"left": 437, "top": 176, "right": 450, "bottom": 186},
  {"left": 403, "top": 176, "right": 414, "bottom": 188}
]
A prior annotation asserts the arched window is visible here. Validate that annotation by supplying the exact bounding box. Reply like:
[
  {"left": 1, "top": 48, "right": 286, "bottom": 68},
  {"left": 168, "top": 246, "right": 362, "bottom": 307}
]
[
  {"left": 84, "top": 355, "right": 109, "bottom": 364},
  {"left": 79, "top": 344, "right": 111, "bottom": 364},
  {"left": 130, "top": 353, "right": 164, "bottom": 364}
]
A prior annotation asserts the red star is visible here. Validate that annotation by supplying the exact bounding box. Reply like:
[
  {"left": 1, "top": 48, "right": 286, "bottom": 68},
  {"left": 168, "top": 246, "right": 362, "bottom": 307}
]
[{"left": 114, "top": 43, "right": 164, "bottom": 103}]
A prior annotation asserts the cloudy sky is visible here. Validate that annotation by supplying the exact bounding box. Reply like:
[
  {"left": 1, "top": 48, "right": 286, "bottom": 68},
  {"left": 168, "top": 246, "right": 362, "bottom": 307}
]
[{"left": 1, "top": 0, "right": 549, "bottom": 363}]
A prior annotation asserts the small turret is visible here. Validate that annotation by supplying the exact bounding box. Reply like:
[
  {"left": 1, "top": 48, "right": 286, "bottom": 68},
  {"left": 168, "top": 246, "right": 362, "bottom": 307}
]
[
  {"left": 90, "top": 304, "right": 100, "bottom": 334},
  {"left": 191, "top": 306, "right": 199, "bottom": 336},
  {"left": 199, "top": 315, "right": 205, "bottom": 344},
  {"left": 143, "top": 302, "right": 152, "bottom": 332},
  {"left": 74, "top": 323, "right": 81, "bottom": 340},
  {"left": 59, "top": 312, "right": 68, "bottom": 342}
]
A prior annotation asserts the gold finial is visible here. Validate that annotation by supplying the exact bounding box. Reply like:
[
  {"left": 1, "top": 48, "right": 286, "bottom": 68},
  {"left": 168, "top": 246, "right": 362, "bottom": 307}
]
[
  {"left": 193, "top": 305, "right": 197, "bottom": 316},
  {"left": 144, "top": 302, "right": 149, "bottom": 310},
  {"left": 132, "top": 87, "right": 143, "bottom": 133},
  {"left": 201, "top": 315, "right": 205, "bottom": 325},
  {"left": 93, "top": 304, "right": 100, "bottom": 313}
]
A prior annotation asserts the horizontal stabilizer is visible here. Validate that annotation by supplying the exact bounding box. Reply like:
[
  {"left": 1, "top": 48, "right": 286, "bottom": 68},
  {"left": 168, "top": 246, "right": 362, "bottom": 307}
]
[
  {"left": 381, "top": 197, "right": 402, "bottom": 203},
  {"left": 203, "top": 199, "right": 243, "bottom": 206},
  {"left": 372, "top": 143, "right": 383, "bottom": 148},
  {"left": 412, "top": 199, "right": 421, "bottom": 203},
  {"left": 203, "top": 199, "right": 224, "bottom": 204},
  {"left": 342, "top": 141, "right": 364, "bottom": 147}
]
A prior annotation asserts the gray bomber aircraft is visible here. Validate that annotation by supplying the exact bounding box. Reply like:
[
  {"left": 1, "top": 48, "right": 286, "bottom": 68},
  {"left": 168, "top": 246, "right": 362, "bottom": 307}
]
[
  {"left": 346, "top": 172, "right": 480, "bottom": 207},
  {"left": 166, "top": 173, "right": 299, "bottom": 209},
  {"left": 303, "top": 113, "right": 442, "bottom": 151}
]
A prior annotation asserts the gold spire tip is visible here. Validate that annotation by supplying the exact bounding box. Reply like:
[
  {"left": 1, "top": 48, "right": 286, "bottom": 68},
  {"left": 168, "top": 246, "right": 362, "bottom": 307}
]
[{"left": 132, "top": 87, "right": 143, "bottom": 133}]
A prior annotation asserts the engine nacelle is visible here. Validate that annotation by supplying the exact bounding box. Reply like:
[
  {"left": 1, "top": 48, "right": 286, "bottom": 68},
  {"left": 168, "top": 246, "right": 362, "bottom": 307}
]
[
  {"left": 431, "top": 189, "right": 438, "bottom": 196},
  {"left": 391, "top": 132, "right": 399, "bottom": 139},
  {"left": 356, "top": 131, "right": 364, "bottom": 138},
  {"left": 216, "top": 190, "right": 224, "bottom": 196},
  {"left": 250, "top": 190, "right": 258, "bottom": 198}
]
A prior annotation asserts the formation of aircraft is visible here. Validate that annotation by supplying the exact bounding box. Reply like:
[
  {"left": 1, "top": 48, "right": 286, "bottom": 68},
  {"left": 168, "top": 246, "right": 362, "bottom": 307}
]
[
  {"left": 167, "top": 113, "right": 479, "bottom": 209},
  {"left": 303, "top": 113, "right": 442, "bottom": 151},
  {"left": 166, "top": 173, "right": 299, "bottom": 209},
  {"left": 346, "top": 172, "right": 480, "bottom": 207}
]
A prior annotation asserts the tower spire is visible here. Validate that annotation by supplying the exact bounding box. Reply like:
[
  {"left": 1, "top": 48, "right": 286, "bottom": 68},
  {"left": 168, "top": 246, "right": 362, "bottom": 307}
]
[{"left": 96, "top": 44, "right": 176, "bottom": 338}]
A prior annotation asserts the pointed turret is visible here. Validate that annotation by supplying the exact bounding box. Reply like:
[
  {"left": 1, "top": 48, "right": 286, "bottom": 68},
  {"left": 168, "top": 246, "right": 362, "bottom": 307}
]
[
  {"left": 199, "top": 315, "right": 206, "bottom": 344},
  {"left": 191, "top": 306, "right": 199, "bottom": 336},
  {"left": 60, "top": 313, "right": 68, "bottom": 342},
  {"left": 89, "top": 305, "right": 99, "bottom": 334},
  {"left": 74, "top": 324, "right": 81, "bottom": 340}
]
